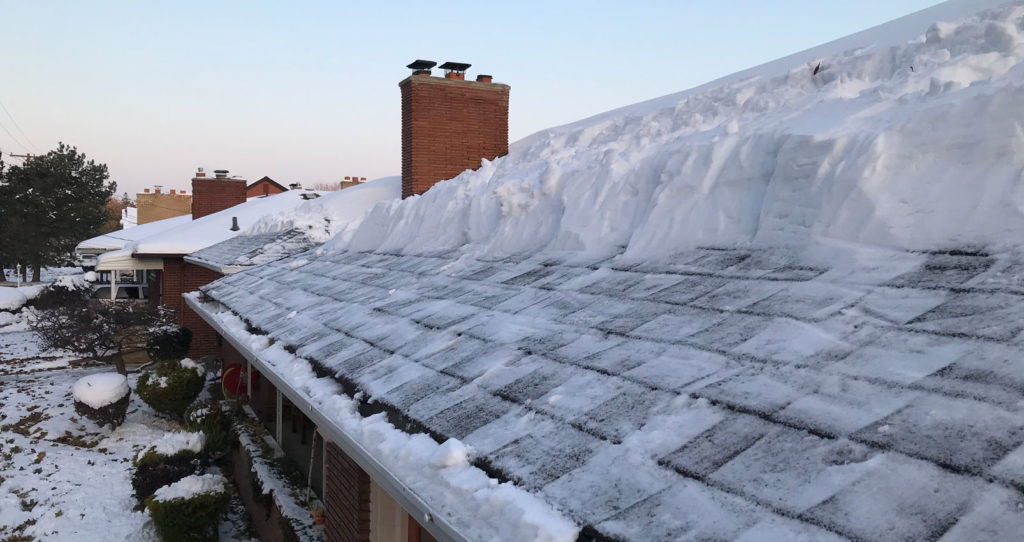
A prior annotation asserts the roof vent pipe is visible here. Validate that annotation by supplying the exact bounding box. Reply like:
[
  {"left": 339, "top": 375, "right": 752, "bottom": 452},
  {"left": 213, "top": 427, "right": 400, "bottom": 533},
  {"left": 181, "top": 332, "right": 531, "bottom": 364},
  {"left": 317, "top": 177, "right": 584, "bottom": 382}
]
[{"left": 230, "top": 217, "right": 239, "bottom": 231}]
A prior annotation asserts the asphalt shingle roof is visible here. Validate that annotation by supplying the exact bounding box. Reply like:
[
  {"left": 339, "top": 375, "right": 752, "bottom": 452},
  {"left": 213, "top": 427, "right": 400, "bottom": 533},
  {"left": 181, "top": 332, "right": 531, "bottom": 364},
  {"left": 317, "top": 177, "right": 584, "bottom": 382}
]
[{"left": 200, "top": 246, "right": 1024, "bottom": 541}]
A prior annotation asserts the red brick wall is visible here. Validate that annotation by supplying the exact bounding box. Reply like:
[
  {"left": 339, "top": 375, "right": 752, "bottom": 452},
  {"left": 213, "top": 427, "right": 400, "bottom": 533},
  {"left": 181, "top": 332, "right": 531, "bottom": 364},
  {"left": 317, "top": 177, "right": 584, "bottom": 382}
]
[
  {"left": 246, "top": 180, "right": 286, "bottom": 198},
  {"left": 192, "top": 177, "right": 247, "bottom": 219},
  {"left": 325, "top": 442, "right": 371, "bottom": 542},
  {"left": 161, "top": 258, "right": 223, "bottom": 358},
  {"left": 400, "top": 74, "right": 510, "bottom": 198}
]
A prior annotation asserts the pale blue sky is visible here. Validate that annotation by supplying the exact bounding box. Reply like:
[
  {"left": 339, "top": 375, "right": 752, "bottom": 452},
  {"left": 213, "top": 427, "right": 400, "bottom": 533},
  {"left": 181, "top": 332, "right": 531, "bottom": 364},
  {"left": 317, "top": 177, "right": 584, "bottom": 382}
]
[{"left": 0, "top": 1, "right": 942, "bottom": 195}]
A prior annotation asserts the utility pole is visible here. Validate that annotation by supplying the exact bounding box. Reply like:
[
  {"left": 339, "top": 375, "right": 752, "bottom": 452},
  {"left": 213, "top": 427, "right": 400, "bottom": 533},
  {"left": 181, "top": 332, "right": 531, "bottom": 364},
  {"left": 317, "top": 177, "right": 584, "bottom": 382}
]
[{"left": 9, "top": 153, "right": 34, "bottom": 161}]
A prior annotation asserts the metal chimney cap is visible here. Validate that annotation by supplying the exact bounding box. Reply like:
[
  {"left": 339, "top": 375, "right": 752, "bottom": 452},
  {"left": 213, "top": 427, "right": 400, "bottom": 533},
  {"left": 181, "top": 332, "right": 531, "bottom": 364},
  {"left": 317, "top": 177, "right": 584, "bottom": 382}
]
[
  {"left": 230, "top": 217, "right": 239, "bottom": 231},
  {"left": 439, "top": 61, "right": 471, "bottom": 73},
  {"left": 407, "top": 59, "right": 437, "bottom": 70}
]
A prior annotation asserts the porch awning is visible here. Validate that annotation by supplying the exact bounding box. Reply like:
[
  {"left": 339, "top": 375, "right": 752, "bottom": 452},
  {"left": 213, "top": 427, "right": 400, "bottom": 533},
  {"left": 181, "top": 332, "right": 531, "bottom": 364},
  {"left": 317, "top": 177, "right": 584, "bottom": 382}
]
[{"left": 95, "top": 248, "right": 164, "bottom": 272}]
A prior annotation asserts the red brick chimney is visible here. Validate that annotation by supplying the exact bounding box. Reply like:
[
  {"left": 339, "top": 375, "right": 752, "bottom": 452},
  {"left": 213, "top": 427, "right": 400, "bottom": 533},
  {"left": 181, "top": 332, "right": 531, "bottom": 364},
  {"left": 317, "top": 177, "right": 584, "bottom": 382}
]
[
  {"left": 191, "top": 169, "right": 246, "bottom": 219},
  {"left": 399, "top": 60, "right": 510, "bottom": 198}
]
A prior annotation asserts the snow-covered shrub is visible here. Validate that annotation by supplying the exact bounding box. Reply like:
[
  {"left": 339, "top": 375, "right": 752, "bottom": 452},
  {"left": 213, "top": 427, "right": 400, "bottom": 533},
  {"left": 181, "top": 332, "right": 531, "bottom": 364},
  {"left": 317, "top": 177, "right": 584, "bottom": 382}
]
[
  {"left": 136, "top": 359, "right": 206, "bottom": 419},
  {"left": 131, "top": 432, "right": 205, "bottom": 506},
  {"left": 30, "top": 278, "right": 89, "bottom": 311},
  {"left": 145, "top": 473, "right": 229, "bottom": 542},
  {"left": 146, "top": 325, "right": 192, "bottom": 362},
  {"left": 184, "top": 401, "right": 230, "bottom": 460},
  {"left": 0, "top": 286, "right": 29, "bottom": 311},
  {"left": 72, "top": 372, "right": 131, "bottom": 428}
]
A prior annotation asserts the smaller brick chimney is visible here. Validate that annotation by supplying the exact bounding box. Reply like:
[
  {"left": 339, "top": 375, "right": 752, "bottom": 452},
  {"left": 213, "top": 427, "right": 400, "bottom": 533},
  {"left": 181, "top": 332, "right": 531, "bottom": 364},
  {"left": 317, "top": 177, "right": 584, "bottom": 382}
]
[{"left": 191, "top": 168, "right": 246, "bottom": 220}]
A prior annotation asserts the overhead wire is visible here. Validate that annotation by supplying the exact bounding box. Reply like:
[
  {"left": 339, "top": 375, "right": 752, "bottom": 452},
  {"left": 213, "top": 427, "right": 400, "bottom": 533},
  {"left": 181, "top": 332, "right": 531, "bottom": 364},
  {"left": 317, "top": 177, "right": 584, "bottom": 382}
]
[{"left": 0, "top": 98, "right": 39, "bottom": 152}]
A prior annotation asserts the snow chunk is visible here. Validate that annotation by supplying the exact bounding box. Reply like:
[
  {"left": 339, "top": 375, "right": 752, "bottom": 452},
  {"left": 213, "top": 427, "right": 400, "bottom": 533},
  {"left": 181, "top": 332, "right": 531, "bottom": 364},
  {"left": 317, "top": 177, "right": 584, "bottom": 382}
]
[
  {"left": 179, "top": 358, "right": 206, "bottom": 376},
  {"left": 0, "top": 287, "right": 28, "bottom": 311},
  {"left": 151, "top": 473, "right": 226, "bottom": 502},
  {"left": 150, "top": 431, "right": 205, "bottom": 456},
  {"left": 72, "top": 373, "right": 130, "bottom": 409},
  {"left": 431, "top": 438, "right": 471, "bottom": 469},
  {"left": 51, "top": 275, "right": 90, "bottom": 291}
]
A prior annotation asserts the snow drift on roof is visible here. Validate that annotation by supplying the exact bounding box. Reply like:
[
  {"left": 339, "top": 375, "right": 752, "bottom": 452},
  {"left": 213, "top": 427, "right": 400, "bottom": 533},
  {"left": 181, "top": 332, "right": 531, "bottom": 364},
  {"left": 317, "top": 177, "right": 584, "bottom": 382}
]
[
  {"left": 336, "top": 0, "right": 1024, "bottom": 262},
  {"left": 130, "top": 189, "right": 320, "bottom": 256},
  {"left": 245, "top": 176, "right": 401, "bottom": 243}
]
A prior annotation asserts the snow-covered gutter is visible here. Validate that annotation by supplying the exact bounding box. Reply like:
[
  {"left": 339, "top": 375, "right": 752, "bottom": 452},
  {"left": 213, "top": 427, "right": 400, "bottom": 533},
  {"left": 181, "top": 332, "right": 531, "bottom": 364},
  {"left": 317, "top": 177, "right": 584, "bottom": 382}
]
[
  {"left": 184, "top": 293, "right": 472, "bottom": 542},
  {"left": 182, "top": 255, "right": 244, "bottom": 276}
]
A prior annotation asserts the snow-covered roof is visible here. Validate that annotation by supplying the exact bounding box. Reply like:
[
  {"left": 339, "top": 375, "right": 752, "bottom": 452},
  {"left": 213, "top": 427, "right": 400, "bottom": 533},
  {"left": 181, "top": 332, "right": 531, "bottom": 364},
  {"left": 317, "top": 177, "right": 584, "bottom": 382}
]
[
  {"left": 186, "top": 2, "right": 1024, "bottom": 540},
  {"left": 183, "top": 176, "right": 401, "bottom": 274},
  {"left": 184, "top": 230, "right": 315, "bottom": 274},
  {"left": 120, "top": 206, "right": 137, "bottom": 229},
  {"left": 75, "top": 214, "right": 191, "bottom": 253},
  {"left": 129, "top": 189, "right": 322, "bottom": 256}
]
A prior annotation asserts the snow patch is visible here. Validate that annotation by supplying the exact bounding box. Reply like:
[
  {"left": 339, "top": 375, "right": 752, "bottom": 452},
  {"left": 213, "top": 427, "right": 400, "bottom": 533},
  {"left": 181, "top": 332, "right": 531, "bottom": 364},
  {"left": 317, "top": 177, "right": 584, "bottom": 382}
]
[
  {"left": 150, "top": 431, "right": 205, "bottom": 456},
  {"left": 72, "top": 372, "right": 130, "bottom": 409},
  {"left": 151, "top": 473, "right": 226, "bottom": 502}
]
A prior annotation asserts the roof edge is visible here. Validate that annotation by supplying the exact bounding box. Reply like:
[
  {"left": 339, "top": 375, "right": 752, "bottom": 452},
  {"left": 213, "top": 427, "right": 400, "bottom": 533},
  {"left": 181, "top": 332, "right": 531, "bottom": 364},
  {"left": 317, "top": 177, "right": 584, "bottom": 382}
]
[
  {"left": 184, "top": 292, "right": 473, "bottom": 542},
  {"left": 182, "top": 255, "right": 231, "bottom": 275}
]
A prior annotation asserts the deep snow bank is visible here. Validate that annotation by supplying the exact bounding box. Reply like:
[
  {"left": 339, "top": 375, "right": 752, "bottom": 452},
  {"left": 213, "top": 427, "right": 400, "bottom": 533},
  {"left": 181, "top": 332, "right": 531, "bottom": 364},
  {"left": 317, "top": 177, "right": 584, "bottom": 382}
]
[
  {"left": 247, "top": 176, "right": 400, "bottom": 243},
  {"left": 338, "top": 0, "right": 1024, "bottom": 261}
]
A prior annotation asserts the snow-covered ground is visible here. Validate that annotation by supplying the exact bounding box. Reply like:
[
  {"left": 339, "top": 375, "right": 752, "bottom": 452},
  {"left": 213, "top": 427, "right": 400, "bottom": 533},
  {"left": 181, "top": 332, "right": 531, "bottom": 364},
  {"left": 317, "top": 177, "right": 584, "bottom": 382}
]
[{"left": 0, "top": 368, "right": 256, "bottom": 541}]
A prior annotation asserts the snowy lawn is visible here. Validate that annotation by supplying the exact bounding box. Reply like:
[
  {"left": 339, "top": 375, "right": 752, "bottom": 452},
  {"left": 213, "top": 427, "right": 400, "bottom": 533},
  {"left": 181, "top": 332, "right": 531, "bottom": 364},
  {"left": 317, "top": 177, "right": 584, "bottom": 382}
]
[{"left": 0, "top": 368, "right": 257, "bottom": 541}]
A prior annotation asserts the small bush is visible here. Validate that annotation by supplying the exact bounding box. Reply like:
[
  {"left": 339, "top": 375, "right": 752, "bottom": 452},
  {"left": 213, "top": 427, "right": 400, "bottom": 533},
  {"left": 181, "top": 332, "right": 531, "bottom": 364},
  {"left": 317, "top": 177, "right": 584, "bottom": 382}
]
[
  {"left": 184, "top": 401, "right": 231, "bottom": 460},
  {"left": 31, "top": 278, "right": 90, "bottom": 311},
  {"left": 137, "top": 360, "right": 205, "bottom": 419},
  {"left": 145, "top": 476, "right": 228, "bottom": 542},
  {"left": 131, "top": 451, "right": 202, "bottom": 506},
  {"left": 73, "top": 392, "right": 131, "bottom": 428},
  {"left": 146, "top": 325, "right": 192, "bottom": 362}
]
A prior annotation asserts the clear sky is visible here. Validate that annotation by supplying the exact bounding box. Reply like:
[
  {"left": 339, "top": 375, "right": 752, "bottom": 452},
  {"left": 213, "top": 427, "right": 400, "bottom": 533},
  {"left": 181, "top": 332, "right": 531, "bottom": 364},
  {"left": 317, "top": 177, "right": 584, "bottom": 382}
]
[{"left": 0, "top": 1, "right": 943, "bottom": 196}]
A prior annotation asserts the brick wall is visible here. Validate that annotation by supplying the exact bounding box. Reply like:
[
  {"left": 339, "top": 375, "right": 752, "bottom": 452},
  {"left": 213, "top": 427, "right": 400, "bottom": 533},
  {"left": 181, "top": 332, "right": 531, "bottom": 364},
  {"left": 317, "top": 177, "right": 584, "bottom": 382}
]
[
  {"left": 400, "top": 74, "right": 510, "bottom": 198},
  {"left": 161, "top": 258, "right": 223, "bottom": 358},
  {"left": 137, "top": 192, "right": 192, "bottom": 224},
  {"left": 325, "top": 442, "right": 371, "bottom": 542},
  {"left": 192, "top": 177, "right": 247, "bottom": 219},
  {"left": 246, "top": 179, "right": 287, "bottom": 198}
]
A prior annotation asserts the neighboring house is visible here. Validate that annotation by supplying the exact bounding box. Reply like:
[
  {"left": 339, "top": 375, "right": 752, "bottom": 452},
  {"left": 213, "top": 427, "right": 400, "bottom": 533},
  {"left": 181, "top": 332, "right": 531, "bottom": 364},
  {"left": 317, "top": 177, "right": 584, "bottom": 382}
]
[
  {"left": 76, "top": 213, "right": 191, "bottom": 268},
  {"left": 246, "top": 176, "right": 289, "bottom": 198},
  {"left": 137, "top": 186, "right": 191, "bottom": 224},
  {"left": 185, "top": 175, "right": 400, "bottom": 276},
  {"left": 120, "top": 206, "right": 137, "bottom": 229}
]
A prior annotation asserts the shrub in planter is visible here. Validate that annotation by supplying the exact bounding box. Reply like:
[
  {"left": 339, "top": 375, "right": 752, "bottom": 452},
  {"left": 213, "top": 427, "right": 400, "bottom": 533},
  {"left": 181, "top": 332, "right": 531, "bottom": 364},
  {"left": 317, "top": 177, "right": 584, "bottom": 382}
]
[
  {"left": 72, "top": 373, "right": 131, "bottom": 428},
  {"left": 146, "top": 325, "right": 192, "bottom": 362},
  {"left": 137, "top": 359, "right": 206, "bottom": 419},
  {"left": 145, "top": 473, "right": 229, "bottom": 542}
]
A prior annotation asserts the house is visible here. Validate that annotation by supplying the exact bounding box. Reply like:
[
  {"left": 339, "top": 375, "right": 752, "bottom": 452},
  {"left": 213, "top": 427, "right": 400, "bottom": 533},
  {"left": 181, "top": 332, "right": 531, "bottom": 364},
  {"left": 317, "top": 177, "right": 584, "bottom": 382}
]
[
  {"left": 99, "top": 169, "right": 322, "bottom": 357},
  {"left": 137, "top": 186, "right": 191, "bottom": 224},
  {"left": 185, "top": 3, "right": 1024, "bottom": 540},
  {"left": 247, "top": 176, "right": 289, "bottom": 198}
]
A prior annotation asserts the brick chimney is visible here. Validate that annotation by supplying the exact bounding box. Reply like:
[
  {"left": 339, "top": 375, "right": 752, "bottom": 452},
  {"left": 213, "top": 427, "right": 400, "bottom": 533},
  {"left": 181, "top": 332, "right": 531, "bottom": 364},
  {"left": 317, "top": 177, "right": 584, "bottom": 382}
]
[
  {"left": 191, "top": 168, "right": 246, "bottom": 219},
  {"left": 399, "top": 60, "right": 510, "bottom": 198}
]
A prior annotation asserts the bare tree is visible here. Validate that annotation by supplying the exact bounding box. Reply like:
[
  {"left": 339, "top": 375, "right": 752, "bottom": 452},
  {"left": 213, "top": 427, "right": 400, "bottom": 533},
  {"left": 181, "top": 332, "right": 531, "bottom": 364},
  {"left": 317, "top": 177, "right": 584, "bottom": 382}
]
[{"left": 32, "top": 285, "right": 170, "bottom": 375}]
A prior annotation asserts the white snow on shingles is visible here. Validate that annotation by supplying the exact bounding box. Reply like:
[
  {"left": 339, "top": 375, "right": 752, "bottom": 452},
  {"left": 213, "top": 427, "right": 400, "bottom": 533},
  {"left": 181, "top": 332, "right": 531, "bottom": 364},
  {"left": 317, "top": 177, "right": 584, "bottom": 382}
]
[
  {"left": 130, "top": 190, "right": 320, "bottom": 255},
  {"left": 245, "top": 176, "right": 400, "bottom": 243},
  {"left": 75, "top": 214, "right": 192, "bottom": 252},
  {"left": 196, "top": 299, "right": 580, "bottom": 542},
  {"left": 340, "top": 1, "right": 1024, "bottom": 261}
]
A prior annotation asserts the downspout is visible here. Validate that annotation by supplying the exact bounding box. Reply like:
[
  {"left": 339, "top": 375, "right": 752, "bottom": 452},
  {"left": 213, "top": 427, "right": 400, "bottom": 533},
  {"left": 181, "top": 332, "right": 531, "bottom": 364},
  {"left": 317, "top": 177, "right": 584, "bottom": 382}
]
[{"left": 184, "top": 294, "right": 470, "bottom": 542}]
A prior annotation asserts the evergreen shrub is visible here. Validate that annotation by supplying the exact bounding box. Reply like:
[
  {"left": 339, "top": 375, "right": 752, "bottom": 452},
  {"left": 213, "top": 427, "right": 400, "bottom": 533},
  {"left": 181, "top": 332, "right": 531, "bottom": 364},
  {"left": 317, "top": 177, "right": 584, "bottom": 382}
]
[{"left": 137, "top": 359, "right": 205, "bottom": 419}]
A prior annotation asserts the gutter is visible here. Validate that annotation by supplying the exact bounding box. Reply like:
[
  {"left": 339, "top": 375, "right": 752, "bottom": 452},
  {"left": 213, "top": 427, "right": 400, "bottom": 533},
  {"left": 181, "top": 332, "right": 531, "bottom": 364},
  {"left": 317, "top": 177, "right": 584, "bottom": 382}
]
[
  {"left": 185, "top": 293, "right": 471, "bottom": 542},
  {"left": 182, "top": 255, "right": 244, "bottom": 275}
]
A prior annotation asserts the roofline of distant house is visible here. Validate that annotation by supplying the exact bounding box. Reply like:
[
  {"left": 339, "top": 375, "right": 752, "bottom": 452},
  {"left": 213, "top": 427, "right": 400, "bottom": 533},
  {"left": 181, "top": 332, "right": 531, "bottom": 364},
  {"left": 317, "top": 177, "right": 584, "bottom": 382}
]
[
  {"left": 184, "top": 293, "right": 473, "bottom": 542},
  {"left": 132, "top": 252, "right": 188, "bottom": 259},
  {"left": 181, "top": 255, "right": 240, "bottom": 275},
  {"left": 247, "top": 177, "right": 288, "bottom": 192}
]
